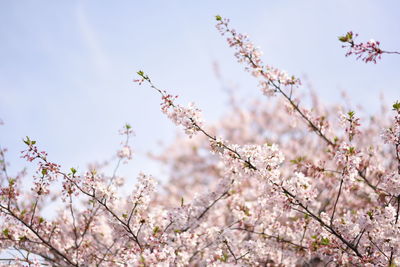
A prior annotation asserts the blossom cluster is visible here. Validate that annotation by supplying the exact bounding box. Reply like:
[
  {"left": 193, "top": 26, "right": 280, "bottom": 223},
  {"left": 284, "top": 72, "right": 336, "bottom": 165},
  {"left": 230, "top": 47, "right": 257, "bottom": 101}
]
[
  {"left": 215, "top": 15, "right": 300, "bottom": 96},
  {"left": 382, "top": 107, "right": 400, "bottom": 146},
  {"left": 338, "top": 31, "right": 399, "bottom": 64},
  {"left": 160, "top": 93, "right": 203, "bottom": 138},
  {"left": 339, "top": 111, "right": 361, "bottom": 142},
  {"left": 117, "top": 124, "right": 135, "bottom": 162},
  {"left": 333, "top": 142, "right": 361, "bottom": 182}
]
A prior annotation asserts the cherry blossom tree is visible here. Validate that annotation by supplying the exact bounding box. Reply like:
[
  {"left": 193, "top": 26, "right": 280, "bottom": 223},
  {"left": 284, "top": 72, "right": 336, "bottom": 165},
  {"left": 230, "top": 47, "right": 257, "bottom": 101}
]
[{"left": 1, "top": 16, "right": 399, "bottom": 266}]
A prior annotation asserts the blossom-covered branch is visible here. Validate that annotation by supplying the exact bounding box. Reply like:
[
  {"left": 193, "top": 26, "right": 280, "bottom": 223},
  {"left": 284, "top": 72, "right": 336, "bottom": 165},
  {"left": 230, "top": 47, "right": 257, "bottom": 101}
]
[{"left": 339, "top": 31, "right": 400, "bottom": 63}]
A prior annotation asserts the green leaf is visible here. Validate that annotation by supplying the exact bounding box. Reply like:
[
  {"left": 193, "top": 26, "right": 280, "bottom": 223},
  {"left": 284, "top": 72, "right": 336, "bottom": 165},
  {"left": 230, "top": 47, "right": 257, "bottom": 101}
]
[
  {"left": 321, "top": 237, "right": 330, "bottom": 245},
  {"left": 2, "top": 228, "right": 9, "bottom": 237},
  {"left": 338, "top": 36, "right": 348, "bottom": 42},
  {"left": 243, "top": 206, "right": 251, "bottom": 216},
  {"left": 137, "top": 70, "right": 149, "bottom": 81},
  {"left": 346, "top": 32, "right": 353, "bottom": 40},
  {"left": 70, "top": 167, "right": 77, "bottom": 175},
  {"left": 153, "top": 226, "right": 160, "bottom": 235},
  {"left": 23, "top": 136, "right": 36, "bottom": 146},
  {"left": 215, "top": 15, "right": 222, "bottom": 21},
  {"left": 220, "top": 252, "right": 228, "bottom": 262},
  {"left": 367, "top": 210, "right": 373, "bottom": 220},
  {"left": 338, "top": 32, "right": 353, "bottom": 43},
  {"left": 290, "top": 156, "right": 305, "bottom": 164},
  {"left": 140, "top": 255, "right": 145, "bottom": 263},
  {"left": 23, "top": 136, "right": 30, "bottom": 145},
  {"left": 392, "top": 101, "right": 400, "bottom": 111}
]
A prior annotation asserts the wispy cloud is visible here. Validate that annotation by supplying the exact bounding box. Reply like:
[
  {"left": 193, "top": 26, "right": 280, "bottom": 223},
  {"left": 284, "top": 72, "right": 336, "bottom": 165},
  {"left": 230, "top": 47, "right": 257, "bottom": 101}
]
[{"left": 75, "top": 2, "right": 109, "bottom": 75}]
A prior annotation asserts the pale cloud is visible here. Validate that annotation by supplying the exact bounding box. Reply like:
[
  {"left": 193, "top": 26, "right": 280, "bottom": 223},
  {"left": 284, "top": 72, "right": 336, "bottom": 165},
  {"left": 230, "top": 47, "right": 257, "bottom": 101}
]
[{"left": 75, "top": 2, "right": 109, "bottom": 75}]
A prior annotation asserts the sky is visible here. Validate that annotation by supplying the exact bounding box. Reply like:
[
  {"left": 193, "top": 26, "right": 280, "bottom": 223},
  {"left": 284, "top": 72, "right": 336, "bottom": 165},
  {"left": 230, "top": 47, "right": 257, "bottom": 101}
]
[{"left": 1, "top": 0, "right": 399, "bottom": 185}]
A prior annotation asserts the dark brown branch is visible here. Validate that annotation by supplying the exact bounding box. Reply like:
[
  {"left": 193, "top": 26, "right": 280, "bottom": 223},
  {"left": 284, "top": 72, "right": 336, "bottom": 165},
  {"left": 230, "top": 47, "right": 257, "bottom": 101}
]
[
  {"left": 224, "top": 240, "right": 238, "bottom": 263},
  {"left": 232, "top": 227, "right": 306, "bottom": 250},
  {"left": 330, "top": 177, "right": 344, "bottom": 226},
  {"left": 367, "top": 232, "right": 388, "bottom": 260}
]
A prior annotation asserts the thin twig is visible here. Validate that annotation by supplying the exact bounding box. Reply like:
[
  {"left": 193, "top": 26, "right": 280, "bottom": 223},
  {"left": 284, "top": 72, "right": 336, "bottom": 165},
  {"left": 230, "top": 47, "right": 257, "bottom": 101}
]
[{"left": 330, "top": 177, "right": 344, "bottom": 226}]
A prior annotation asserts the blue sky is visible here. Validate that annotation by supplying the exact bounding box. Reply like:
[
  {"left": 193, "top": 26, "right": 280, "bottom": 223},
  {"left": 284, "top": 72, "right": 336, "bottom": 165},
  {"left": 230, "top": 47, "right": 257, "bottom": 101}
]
[{"left": 1, "top": 1, "right": 399, "bottom": 183}]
